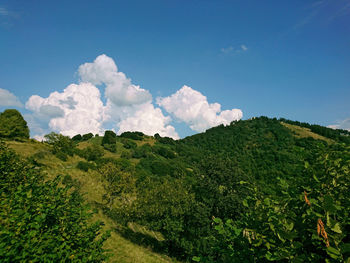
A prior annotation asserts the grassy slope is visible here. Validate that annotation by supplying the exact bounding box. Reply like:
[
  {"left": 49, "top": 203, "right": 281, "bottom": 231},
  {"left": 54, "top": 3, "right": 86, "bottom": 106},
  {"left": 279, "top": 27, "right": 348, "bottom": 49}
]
[
  {"left": 5, "top": 140, "right": 179, "bottom": 263},
  {"left": 281, "top": 122, "right": 334, "bottom": 143}
]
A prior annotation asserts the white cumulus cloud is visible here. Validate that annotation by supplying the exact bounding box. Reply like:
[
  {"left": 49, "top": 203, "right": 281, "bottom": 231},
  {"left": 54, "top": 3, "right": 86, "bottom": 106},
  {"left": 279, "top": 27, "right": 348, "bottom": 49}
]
[
  {"left": 26, "top": 83, "right": 106, "bottom": 137},
  {"left": 24, "top": 54, "right": 242, "bottom": 139},
  {"left": 117, "top": 102, "right": 179, "bottom": 139},
  {"left": 328, "top": 118, "right": 350, "bottom": 131},
  {"left": 78, "top": 54, "right": 152, "bottom": 106},
  {"left": 157, "top": 85, "right": 242, "bottom": 132},
  {"left": 25, "top": 54, "right": 178, "bottom": 139},
  {"left": 0, "top": 88, "right": 23, "bottom": 107}
]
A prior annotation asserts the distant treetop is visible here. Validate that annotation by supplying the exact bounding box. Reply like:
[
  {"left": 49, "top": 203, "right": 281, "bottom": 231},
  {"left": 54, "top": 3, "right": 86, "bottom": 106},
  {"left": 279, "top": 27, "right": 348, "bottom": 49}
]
[{"left": 0, "top": 109, "right": 30, "bottom": 140}]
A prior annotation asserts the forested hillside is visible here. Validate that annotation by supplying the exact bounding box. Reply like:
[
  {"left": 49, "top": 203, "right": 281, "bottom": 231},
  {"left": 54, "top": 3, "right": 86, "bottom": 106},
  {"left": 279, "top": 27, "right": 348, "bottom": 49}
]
[{"left": 1, "top": 110, "right": 349, "bottom": 262}]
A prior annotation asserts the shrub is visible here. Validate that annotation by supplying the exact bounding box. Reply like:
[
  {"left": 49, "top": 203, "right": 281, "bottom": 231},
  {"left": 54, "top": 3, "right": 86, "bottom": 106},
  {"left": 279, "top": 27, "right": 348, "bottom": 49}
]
[
  {"left": 81, "top": 144, "right": 104, "bottom": 161},
  {"left": 121, "top": 139, "right": 137, "bottom": 149},
  {"left": 132, "top": 144, "right": 152, "bottom": 158},
  {"left": 0, "top": 143, "right": 110, "bottom": 261},
  {"left": 82, "top": 133, "right": 94, "bottom": 141},
  {"left": 44, "top": 132, "right": 75, "bottom": 157},
  {"left": 103, "top": 143, "right": 116, "bottom": 153},
  {"left": 121, "top": 150, "right": 132, "bottom": 159},
  {"left": 76, "top": 161, "right": 95, "bottom": 172},
  {"left": 0, "top": 109, "right": 30, "bottom": 139},
  {"left": 55, "top": 151, "right": 68, "bottom": 161},
  {"left": 102, "top": 130, "right": 117, "bottom": 146},
  {"left": 72, "top": 134, "right": 82, "bottom": 142},
  {"left": 120, "top": 131, "right": 144, "bottom": 140}
]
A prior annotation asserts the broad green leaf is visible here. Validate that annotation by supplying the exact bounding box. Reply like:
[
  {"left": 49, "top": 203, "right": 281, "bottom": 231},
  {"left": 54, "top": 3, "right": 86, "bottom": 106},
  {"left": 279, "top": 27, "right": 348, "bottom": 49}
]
[
  {"left": 331, "top": 223, "right": 342, "bottom": 234},
  {"left": 326, "top": 246, "right": 341, "bottom": 260},
  {"left": 243, "top": 199, "right": 248, "bottom": 207},
  {"left": 192, "top": 256, "right": 201, "bottom": 262}
]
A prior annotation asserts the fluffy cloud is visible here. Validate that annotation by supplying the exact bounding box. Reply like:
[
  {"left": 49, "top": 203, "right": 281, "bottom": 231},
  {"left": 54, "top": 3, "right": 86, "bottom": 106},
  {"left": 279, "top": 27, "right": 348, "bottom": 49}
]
[
  {"left": 24, "top": 54, "right": 242, "bottom": 139},
  {"left": 25, "top": 55, "right": 178, "bottom": 139},
  {"left": 0, "top": 88, "right": 23, "bottom": 107},
  {"left": 221, "top": 44, "right": 248, "bottom": 54},
  {"left": 328, "top": 118, "right": 350, "bottom": 131},
  {"left": 78, "top": 54, "right": 152, "bottom": 106},
  {"left": 157, "top": 85, "right": 242, "bottom": 132},
  {"left": 26, "top": 83, "right": 106, "bottom": 137},
  {"left": 117, "top": 102, "right": 179, "bottom": 139}
]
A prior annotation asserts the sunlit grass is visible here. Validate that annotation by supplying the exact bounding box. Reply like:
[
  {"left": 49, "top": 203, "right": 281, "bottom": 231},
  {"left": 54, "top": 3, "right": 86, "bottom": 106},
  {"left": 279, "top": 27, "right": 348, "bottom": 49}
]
[
  {"left": 5, "top": 140, "right": 180, "bottom": 263},
  {"left": 281, "top": 122, "right": 334, "bottom": 144}
]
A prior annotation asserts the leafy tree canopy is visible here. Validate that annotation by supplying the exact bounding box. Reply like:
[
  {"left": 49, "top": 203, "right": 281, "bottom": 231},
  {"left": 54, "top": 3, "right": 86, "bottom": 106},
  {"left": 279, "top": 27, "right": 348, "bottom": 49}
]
[{"left": 0, "top": 109, "right": 29, "bottom": 139}]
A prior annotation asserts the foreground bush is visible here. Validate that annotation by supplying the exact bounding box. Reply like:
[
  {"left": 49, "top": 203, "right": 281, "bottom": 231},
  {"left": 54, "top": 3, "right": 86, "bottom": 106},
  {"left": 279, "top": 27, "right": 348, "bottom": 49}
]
[{"left": 0, "top": 142, "right": 110, "bottom": 262}]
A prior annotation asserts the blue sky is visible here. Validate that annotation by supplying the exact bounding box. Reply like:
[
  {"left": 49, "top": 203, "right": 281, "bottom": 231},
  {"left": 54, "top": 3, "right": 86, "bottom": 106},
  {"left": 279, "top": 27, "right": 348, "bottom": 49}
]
[{"left": 1, "top": 0, "right": 350, "bottom": 138}]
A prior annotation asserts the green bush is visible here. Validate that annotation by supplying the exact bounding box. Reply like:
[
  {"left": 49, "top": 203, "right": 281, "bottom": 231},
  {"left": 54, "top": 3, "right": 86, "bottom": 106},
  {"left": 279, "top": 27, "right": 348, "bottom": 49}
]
[
  {"left": 0, "top": 109, "right": 30, "bottom": 139},
  {"left": 82, "top": 133, "right": 94, "bottom": 141},
  {"left": 102, "top": 130, "right": 116, "bottom": 145},
  {"left": 132, "top": 144, "right": 152, "bottom": 158},
  {"left": 0, "top": 143, "right": 110, "bottom": 262},
  {"left": 121, "top": 139, "right": 137, "bottom": 149},
  {"left": 76, "top": 161, "right": 95, "bottom": 172},
  {"left": 120, "top": 131, "right": 144, "bottom": 140},
  {"left": 121, "top": 150, "right": 132, "bottom": 159},
  {"left": 72, "top": 134, "right": 82, "bottom": 142},
  {"left": 44, "top": 132, "right": 75, "bottom": 157},
  {"left": 55, "top": 151, "right": 68, "bottom": 161},
  {"left": 78, "top": 144, "right": 104, "bottom": 161},
  {"left": 103, "top": 143, "right": 116, "bottom": 153}
]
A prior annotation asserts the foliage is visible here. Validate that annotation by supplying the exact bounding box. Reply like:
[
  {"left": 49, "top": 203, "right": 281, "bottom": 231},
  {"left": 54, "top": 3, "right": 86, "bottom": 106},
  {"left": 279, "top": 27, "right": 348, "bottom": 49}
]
[
  {"left": 4, "top": 116, "right": 350, "bottom": 262},
  {"left": 79, "top": 144, "right": 104, "bottom": 161},
  {"left": 44, "top": 132, "right": 75, "bottom": 159},
  {"left": 154, "top": 133, "right": 176, "bottom": 145},
  {"left": 204, "top": 145, "right": 350, "bottom": 262},
  {"left": 72, "top": 134, "right": 82, "bottom": 142},
  {"left": 99, "top": 162, "right": 136, "bottom": 209},
  {"left": 102, "top": 130, "right": 117, "bottom": 146},
  {"left": 120, "top": 131, "right": 144, "bottom": 140},
  {"left": 82, "top": 133, "right": 94, "bottom": 141},
  {"left": 132, "top": 144, "right": 152, "bottom": 158},
  {"left": 0, "top": 109, "right": 30, "bottom": 140},
  {"left": 133, "top": 177, "right": 201, "bottom": 257},
  {"left": 0, "top": 142, "right": 110, "bottom": 262},
  {"left": 121, "top": 139, "right": 137, "bottom": 149},
  {"left": 103, "top": 143, "right": 117, "bottom": 153},
  {"left": 76, "top": 161, "right": 96, "bottom": 172}
]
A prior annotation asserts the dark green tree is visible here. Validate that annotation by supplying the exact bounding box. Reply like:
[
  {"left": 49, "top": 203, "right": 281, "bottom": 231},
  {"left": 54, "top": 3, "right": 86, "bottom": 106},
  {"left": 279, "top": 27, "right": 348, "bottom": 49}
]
[
  {"left": 101, "top": 130, "right": 117, "bottom": 146},
  {"left": 0, "top": 109, "right": 30, "bottom": 139}
]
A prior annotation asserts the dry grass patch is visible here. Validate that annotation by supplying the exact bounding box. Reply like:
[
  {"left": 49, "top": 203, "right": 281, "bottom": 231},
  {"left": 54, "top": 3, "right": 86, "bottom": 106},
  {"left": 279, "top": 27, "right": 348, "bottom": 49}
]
[{"left": 281, "top": 122, "right": 334, "bottom": 144}]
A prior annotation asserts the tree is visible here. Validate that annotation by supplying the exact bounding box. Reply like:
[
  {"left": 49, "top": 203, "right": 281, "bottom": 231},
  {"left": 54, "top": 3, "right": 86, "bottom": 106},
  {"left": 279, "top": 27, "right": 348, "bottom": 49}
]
[
  {"left": 0, "top": 109, "right": 29, "bottom": 139},
  {"left": 44, "top": 132, "right": 75, "bottom": 160},
  {"left": 0, "top": 143, "right": 110, "bottom": 262},
  {"left": 99, "top": 162, "right": 136, "bottom": 208},
  {"left": 101, "top": 130, "right": 117, "bottom": 146},
  {"left": 72, "top": 134, "right": 82, "bottom": 142},
  {"left": 82, "top": 133, "right": 94, "bottom": 141}
]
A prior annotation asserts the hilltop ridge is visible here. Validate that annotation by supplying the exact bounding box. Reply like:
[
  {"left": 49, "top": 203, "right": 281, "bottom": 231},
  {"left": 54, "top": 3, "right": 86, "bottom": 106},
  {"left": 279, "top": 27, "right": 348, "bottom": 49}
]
[{"left": 1, "top": 113, "right": 350, "bottom": 262}]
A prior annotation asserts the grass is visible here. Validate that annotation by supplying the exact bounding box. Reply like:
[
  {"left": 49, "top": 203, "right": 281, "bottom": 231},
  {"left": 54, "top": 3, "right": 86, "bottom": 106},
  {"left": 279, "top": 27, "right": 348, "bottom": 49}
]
[
  {"left": 5, "top": 139, "right": 181, "bottom": 263},
  {"left": 281, "top": 122, "right": 334, "bottom": 144}
]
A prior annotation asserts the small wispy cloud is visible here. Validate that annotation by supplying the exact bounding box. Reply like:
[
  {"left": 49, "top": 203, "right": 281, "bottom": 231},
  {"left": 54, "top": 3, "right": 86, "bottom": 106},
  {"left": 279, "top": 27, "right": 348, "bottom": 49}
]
[
  {"left": 221, "top": 44, "right": 248, "bottom": 55},
  {"left": 293, "top": 0, "right": 350, "bottom": 31},
  {"left": 0, "top": 6, "right": 20, "bottom": 28},
  {"left": 0, "top": 7, "right": 9, "bottom": 16},
  {"left": 241, "top": 44, "right": 248, "bottom": 51},
  {"left": 327, "top": 1, "right": 350, "bottom": 23}
]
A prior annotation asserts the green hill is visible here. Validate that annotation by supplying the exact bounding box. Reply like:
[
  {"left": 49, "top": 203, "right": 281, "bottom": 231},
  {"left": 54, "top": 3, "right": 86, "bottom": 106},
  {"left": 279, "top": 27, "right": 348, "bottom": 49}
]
[{"left": 1, "top": 114, "right": 350, "bottom": 262}]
